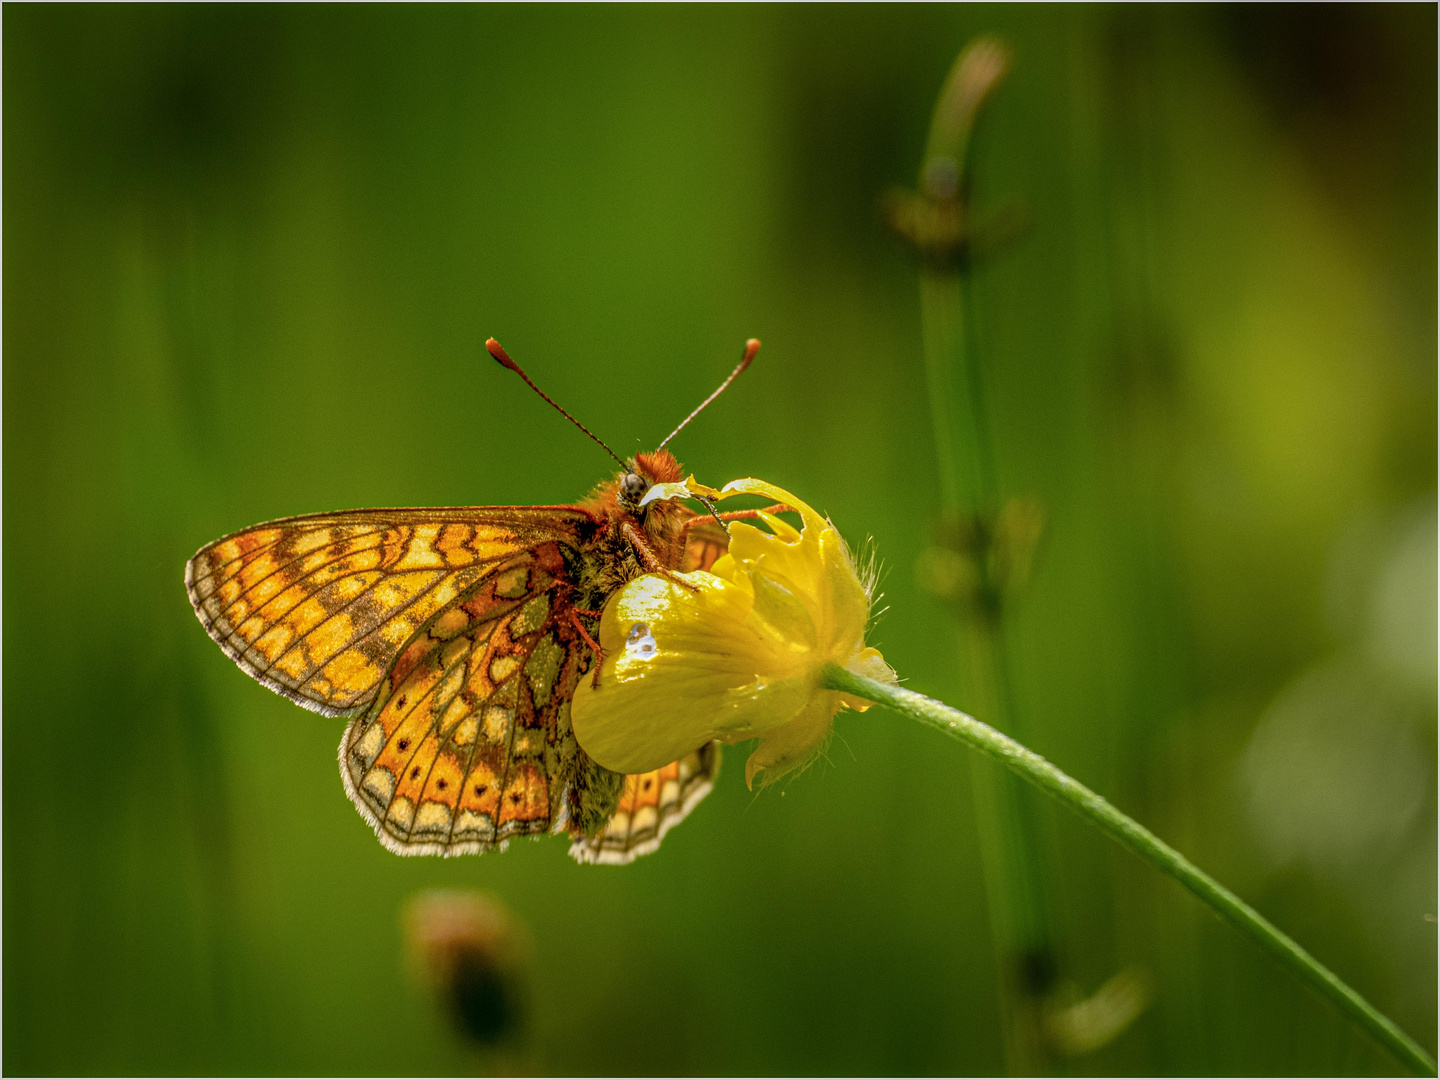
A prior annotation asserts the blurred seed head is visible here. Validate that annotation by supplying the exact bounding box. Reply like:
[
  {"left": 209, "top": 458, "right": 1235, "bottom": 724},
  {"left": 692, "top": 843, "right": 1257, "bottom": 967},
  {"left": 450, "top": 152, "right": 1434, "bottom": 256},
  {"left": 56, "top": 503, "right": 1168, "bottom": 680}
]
[
  {"left": 925, "top": 36, "right": 1013, "bottom": 195},
  {"left": 883, "top": 35, "right": 1028, "bottom": 270},
  {"left": 882, "top": 189, "right": 1030, "bottom": 270},
  {"left": 1043, "top": 967, "right": 1152, "bottom": 1058},
  {"left": 404, "top": 889, "right": 531, "bottom": 1048}
]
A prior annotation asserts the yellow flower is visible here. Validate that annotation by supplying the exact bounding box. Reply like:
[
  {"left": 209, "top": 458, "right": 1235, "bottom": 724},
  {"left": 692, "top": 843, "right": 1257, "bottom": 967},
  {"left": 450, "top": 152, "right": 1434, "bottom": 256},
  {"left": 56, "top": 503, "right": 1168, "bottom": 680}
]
[{"left": 571, "top": 478, "right": 897, "bottom": 788}]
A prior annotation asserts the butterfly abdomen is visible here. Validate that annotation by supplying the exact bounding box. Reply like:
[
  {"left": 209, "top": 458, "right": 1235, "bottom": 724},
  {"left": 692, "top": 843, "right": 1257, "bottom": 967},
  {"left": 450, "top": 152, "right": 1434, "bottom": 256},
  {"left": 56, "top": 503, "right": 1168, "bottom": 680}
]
[{"left": 565, "top": 756, "right": 628, "bottom": 837}]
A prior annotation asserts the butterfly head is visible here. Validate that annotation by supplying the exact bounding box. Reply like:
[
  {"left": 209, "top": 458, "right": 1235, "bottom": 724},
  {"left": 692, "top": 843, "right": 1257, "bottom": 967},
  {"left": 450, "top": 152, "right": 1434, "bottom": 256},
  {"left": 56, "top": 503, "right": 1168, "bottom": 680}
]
[
  {"left": 618, "top": 471, "right": 648, "bottom": 510},
  {"left": 617, "top": 450, "right": 684, "bottom": 514}
]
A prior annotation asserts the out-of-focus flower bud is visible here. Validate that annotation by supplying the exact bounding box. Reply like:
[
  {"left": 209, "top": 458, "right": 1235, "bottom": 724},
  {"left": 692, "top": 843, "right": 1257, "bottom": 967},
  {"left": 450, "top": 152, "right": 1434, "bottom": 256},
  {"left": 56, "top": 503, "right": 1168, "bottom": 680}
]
[{"left": 404, "top": 889, "right": 530, "bottom": 1048}]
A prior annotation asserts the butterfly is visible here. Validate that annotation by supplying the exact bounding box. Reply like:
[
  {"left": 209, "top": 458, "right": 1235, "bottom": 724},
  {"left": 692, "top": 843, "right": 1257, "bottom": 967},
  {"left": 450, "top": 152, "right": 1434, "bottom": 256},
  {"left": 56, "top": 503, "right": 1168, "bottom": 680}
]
[{"left": 186, "top": 337, "right": 763, "bottom": 864}]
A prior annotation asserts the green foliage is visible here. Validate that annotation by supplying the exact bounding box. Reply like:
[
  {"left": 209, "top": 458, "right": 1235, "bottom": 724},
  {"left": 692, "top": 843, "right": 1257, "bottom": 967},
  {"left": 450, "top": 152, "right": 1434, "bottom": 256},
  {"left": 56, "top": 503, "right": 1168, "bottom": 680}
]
[{"left": 4, "top": 5, "right": 1434, "bottom": 1075}]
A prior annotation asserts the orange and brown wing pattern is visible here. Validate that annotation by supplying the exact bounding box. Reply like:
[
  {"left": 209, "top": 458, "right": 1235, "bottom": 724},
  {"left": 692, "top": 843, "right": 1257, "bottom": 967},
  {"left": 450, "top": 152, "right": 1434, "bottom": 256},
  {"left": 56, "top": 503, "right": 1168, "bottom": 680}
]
[
  {"left": 683, "top": 518, "right": 730, "bottom": 574},
  {"left": 185, "top": 507, "right": 592, "bottom": 716},
  {"left": 340, "top": 541, "right": 591, "bottom": 856},
  {"left": 569, "top": 743, "right": 722, "bottom": 865}
]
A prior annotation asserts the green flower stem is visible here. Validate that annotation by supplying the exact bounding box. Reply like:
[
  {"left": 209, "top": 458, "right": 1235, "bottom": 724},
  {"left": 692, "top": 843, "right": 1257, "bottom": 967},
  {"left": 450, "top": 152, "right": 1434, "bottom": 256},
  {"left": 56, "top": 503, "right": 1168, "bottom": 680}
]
[{"left": 820, "top": 662, "right": 1438, "bottom": 1078}]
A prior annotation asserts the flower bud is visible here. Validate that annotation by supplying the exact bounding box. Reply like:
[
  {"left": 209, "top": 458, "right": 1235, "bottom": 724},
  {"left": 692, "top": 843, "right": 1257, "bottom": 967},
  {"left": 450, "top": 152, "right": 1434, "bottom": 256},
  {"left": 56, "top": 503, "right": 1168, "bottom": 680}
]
[{"left": 404, "top": 889, "right": 529, "bottom": 1048}]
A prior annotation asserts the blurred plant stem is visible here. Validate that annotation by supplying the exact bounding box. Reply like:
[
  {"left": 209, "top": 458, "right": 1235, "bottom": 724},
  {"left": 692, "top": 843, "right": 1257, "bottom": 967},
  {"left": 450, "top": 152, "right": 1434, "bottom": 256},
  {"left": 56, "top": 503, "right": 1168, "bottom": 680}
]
[
  {"left": 819, "top": 663, "right": 1438, "bottom": 1079},
  {"left": 890, "top": 37, "right": 1060, "bottom": 1073}
]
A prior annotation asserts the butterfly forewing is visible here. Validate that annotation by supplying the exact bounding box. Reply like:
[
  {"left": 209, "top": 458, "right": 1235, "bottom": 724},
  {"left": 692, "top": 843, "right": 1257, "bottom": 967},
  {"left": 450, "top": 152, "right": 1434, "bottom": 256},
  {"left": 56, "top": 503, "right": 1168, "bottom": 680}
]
[{"left": 184, "top": 507, "right": 593, "bottom": 716}]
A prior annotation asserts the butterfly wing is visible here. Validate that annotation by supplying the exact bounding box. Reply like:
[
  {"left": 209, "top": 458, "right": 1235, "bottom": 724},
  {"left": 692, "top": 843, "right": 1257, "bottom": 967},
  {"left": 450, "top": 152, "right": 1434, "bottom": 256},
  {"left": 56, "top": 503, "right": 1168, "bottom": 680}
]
[
  {"left": 340, "top": 541, "right": 599, "bottom": 855},
  {"left": 340, "top": 555, "right": 722, "bottom": 861},
  {"left": 185, "top": 507, "right": 594, "bottom": 716},
  {"left": 683, "top": 518, "right": 730, "bottom": 574},
  {"left": 192, "top": 503, "right": 729, "bottom": 861},
  {"left": 568, "top": 743, "right": 721, "bottom": 865}
]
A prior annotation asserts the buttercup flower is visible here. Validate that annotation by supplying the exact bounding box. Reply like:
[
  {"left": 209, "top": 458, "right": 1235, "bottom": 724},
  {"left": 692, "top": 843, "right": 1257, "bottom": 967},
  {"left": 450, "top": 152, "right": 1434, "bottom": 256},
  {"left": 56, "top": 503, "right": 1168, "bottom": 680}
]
[{"left": 571, "top": 478, "right": 897, "bottom": 788}]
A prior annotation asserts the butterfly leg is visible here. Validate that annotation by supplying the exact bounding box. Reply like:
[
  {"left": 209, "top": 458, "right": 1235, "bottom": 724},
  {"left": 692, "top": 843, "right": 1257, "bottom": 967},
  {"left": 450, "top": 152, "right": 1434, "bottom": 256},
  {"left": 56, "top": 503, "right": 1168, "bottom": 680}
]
[
  {"left": 717, "top": 503, "right": 795, "bottom": 521},
  {"left": 677, "top": 504, "right": 795, "bottom": 546},
  {"left": 621, "top": 522, "right": 698, "bottom": 592},
  {"left": 568, "top": 608, "right": 607, "bottom": 687}
]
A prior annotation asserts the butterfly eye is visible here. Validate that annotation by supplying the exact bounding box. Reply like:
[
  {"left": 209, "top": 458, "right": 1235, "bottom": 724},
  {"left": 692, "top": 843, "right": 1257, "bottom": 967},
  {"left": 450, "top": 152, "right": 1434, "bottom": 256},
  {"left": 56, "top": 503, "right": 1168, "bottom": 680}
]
[{"left": 619, "top": 472, "right": 648, "bottom": 504}]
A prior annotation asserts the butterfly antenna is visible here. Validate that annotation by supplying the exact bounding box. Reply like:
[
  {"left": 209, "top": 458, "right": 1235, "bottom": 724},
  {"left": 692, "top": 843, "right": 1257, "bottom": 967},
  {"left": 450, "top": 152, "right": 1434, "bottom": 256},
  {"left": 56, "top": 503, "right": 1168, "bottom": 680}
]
[
  {"left": 487, "top": 338, "right": 629, "bottom": 471},
  {"left": 656, "top": 338, "right": 761, "bottom": 451}
]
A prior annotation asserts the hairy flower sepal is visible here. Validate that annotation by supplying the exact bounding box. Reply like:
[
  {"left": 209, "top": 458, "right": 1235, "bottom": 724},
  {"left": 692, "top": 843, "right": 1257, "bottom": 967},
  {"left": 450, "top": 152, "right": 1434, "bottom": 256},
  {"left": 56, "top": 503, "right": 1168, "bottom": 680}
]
[{"left": 572, "top": 479, "right": 896, "bottom": 787}]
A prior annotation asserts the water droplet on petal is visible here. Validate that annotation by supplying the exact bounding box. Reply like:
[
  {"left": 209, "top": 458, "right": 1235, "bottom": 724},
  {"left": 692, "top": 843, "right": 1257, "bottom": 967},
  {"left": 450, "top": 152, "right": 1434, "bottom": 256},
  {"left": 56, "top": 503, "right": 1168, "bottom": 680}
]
[{"left": 625, "top": 622, "right": 657, "bottom": 660}]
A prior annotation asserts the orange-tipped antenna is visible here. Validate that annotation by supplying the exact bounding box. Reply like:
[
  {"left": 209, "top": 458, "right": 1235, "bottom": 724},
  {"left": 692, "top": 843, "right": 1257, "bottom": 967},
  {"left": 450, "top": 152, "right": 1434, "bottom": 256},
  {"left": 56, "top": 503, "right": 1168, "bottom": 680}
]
[
  {"left": 486, "top": 338, "right": 628, "bottom": 471},
  {"left": 656, "top": 338, "right": 761, "bottom": 451}
]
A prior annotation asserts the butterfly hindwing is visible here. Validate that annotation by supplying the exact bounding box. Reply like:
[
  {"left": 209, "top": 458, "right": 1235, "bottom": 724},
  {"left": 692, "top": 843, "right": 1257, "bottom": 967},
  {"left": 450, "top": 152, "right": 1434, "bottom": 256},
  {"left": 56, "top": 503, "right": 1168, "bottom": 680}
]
[
  {"left": 570, "top": 743, "right": 722, "bottom": 865},
  {"left": 185, "top": 507, "right": 593, "bottom": 716},
  {"left": 339, "top": 541, "right": 588, "bottom": 855},
  {"left": 683, "top": 517, "right": 730, "bottom": 574}
]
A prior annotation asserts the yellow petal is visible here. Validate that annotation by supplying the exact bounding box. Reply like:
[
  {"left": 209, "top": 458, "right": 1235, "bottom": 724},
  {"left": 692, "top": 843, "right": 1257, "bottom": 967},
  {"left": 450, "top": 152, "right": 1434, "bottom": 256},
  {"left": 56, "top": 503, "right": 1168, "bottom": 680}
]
[
  {"left": 638, "top": 474, "right": 723, "bottom": 508},
  {"left": 747, "top": 568, "right": 819, "bottom": 651},
  {"left": 571, "top": 572, "right": 814, "bottom": 774},
  {"left": 637, "top": 481, "right": 694, "bottom": 507},
  {"left": 837, "top": 647, "right": 899, "bottom": 712},
  {"left": 745, "top": 694, "right": 841, "bottom": 788}
]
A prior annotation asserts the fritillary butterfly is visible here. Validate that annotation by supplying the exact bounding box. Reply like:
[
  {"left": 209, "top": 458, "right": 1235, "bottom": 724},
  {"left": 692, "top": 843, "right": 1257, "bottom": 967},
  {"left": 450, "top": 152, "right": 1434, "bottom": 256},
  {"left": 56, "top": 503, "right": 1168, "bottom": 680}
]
[{"left": 185, "top": 338, "right": 760, "bottom": 863}]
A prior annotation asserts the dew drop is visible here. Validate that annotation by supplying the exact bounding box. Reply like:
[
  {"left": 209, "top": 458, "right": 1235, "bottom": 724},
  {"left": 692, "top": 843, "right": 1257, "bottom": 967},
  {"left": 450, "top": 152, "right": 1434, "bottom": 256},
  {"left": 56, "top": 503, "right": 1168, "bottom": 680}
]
[{"left": 625, "top": 622, "right": 658, "bottom": 660}]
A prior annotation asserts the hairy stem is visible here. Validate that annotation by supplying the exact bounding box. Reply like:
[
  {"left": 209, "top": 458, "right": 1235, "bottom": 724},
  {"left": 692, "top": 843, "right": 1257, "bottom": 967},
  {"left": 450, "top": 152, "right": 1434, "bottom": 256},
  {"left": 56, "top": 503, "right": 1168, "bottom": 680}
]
[{"left": 820, "top": 663, "right": 1437, "bottom": 1078}]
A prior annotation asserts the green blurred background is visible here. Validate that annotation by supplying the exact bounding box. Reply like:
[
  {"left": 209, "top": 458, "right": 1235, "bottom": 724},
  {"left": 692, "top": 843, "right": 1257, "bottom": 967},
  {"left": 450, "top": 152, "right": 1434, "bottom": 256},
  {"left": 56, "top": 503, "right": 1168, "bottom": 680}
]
[{"left": 5, "top": 4, "right": 1435, "bottom": 1075}]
